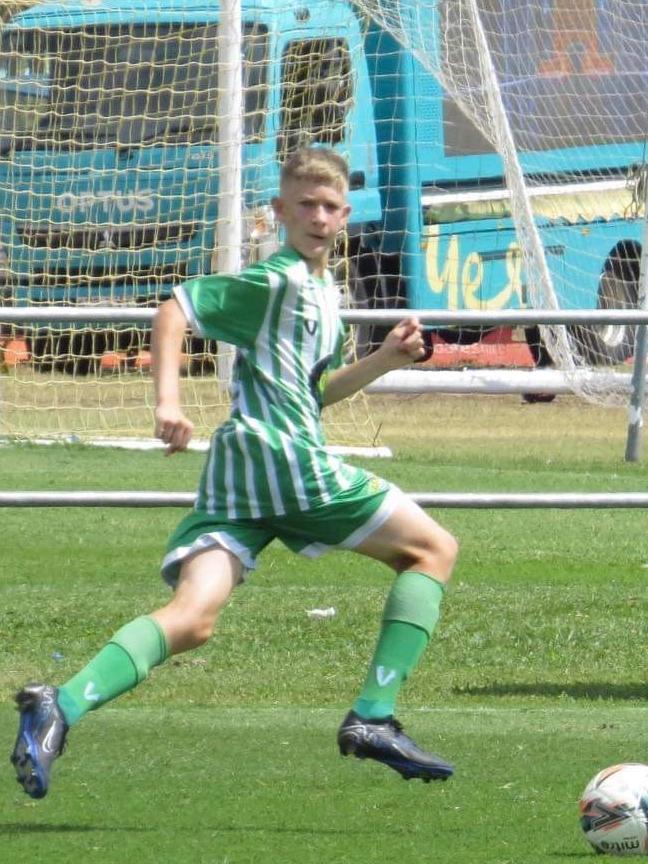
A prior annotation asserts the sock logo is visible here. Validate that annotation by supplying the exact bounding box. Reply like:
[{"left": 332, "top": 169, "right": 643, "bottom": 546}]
[
  {"left": 376, "top": 666, "right": 397, "bottom": 687},
  {"left": 83, "top": 682, "right": 101, "bottom": 703}
]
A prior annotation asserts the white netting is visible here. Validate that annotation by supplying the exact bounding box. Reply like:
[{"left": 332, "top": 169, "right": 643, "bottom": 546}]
[
  {"left": 0, "top": 0, "right": 377, "bottom": 443},
  {"left": 0, "top": 0, "right": 647, "bottom": 440},
  {"left": 354, "top": 0, "right": 648, "bottom": 404}
]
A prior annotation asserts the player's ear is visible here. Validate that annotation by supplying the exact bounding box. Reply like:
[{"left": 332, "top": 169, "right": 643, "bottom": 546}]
[{"left": 271, "top": 196, "right": 284, "bottom": 222}]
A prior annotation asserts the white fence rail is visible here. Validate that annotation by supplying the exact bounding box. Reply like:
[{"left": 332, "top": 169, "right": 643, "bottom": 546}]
[
  {"left": 4, "top": 307, "right": 648, "bottom": 325},
  {"left": 366, "top": 368, "right": 636, "bottom": 395},
  {"left": 2, "top": 305, "right": 648, "bottom": 481},
  {"left": 0, "top": 491, "right": 647, "bottom": 508},
  {"left": 7, "top": 306, "right": 646, "bottom": 397}
]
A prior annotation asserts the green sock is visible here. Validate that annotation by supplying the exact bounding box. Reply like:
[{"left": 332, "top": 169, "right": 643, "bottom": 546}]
[
  {"left": 57, "top": 616, "right": 169, "bottom": 726},
  {"left": 353, "top": 571, "right": 445, "bottom": 720}
]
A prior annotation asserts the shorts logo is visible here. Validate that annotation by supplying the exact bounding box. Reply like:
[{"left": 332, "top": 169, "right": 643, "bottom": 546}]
[{"left": 367, "top": 474, "right": 387, "bottom": 495}]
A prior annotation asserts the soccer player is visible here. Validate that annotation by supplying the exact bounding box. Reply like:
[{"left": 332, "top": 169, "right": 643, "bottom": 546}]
[{"left": 11, "top": 147, "right": 458, "bottom": 799}]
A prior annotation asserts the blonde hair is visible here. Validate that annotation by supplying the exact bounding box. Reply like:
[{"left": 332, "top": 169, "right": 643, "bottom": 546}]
[{"left": 280, "top": 147, "right": 349, "bottom": 192}]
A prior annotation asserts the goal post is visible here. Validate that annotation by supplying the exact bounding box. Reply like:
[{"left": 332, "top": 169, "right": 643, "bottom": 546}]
[{"left": 214, "top": 0, "right": 241, "bottom": 383}]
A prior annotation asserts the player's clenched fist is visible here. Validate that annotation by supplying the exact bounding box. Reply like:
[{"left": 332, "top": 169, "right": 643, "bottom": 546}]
[
  {"left": 155, "top": 405, "right": 194, "bottom": 454},
  {"left": 380, "top": 317, "right": 426, "bottom": 365}
]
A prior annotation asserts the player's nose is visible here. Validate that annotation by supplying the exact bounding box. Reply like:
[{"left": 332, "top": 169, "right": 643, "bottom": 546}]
[{"left": 311, "top": 203, "right": 328, "bottom": 223}]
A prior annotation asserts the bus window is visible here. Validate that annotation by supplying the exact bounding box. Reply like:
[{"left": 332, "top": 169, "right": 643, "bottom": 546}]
[
  {"left": 278, "top": 38, "right": 352, "bottom": 159},
  {"left": 0, "top": 23, "right": 269, "bottom": 150}
]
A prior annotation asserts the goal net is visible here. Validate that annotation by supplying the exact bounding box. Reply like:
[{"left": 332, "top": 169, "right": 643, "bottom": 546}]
[
  {"left": 354, "top": 0, "right": 648, "bottom": 405},
  {"left": 0, "top": 0, "right": 378, "bottom": 445},
  {"left": 0, "top": 0, "right": 646, "bottom": 445}
]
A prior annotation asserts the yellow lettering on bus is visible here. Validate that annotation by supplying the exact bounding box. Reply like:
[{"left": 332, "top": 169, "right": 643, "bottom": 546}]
[
  {"left": 425, "top": 232, "right": 525, "bottom": 310},
  {"left": 504, "top": 242, "right": 524, "bottom": 307},
  {"left": 425, "top": 228, "right": 460, "bottom": 309},
  {"left": 462, "top": 251, "right": 484, "bottom": 309},
  {"left": 467, "top": 243, "right": 524, "bottom": 309}
]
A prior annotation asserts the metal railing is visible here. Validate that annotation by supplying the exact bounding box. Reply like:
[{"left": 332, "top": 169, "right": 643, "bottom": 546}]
[
  {"left": 4, "top": 306, "right": 648, "bottom": 325},
  {"left": 2, "top": 306, "right": 647, "bottom": 504},
  {"left": 1, "top": 491, "right": 647, "bottom": 508}
]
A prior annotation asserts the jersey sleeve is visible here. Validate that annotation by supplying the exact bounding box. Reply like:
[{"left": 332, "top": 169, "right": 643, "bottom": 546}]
[
  {"left": 330, "top": 324, "right": 346, "bottom": 372},
  {"left": 314, "top": 323, "right": 347, "bottom": 406},
  {"left": 173, "top": 265, "right": 272, "bottom": 348}
]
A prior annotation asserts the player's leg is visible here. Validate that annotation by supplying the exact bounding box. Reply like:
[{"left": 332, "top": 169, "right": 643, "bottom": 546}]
[
  {"left": 338, "top": 493, "right": 458, "bottom": 781},
  {"left": 349, "top": 491, "right": 457, "bottom": 719},
  {"left": 352, "top": 491, "right": 458, "bottom": 580},
  {"left": 11, "top": 547, "right": 242, "bottom": 799},
  {"left": 151, "top": 546, "right": 243, "bottom": 653}
]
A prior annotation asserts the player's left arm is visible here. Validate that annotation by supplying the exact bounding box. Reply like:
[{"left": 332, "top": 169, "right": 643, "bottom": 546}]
[{"left": 321, "top": 317, "right": 426, "bottom": 407}]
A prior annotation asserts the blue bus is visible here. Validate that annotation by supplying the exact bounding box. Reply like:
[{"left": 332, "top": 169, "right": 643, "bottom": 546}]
[{"left": 0, "top": 0, "right": 643, "bottom": 370}]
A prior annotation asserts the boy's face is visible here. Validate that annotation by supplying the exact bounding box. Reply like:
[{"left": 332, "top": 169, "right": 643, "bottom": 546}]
[{"left": 272, "top": 177, "right": 351, "bottom": 271}]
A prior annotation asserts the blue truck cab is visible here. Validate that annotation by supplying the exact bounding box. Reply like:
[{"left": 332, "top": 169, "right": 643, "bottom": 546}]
[
  {"left": 0, "top": 0, "right": 381, "bottom": 368},
  {"left": 0, "top": 0, "right": 645, "bottom": 369}
]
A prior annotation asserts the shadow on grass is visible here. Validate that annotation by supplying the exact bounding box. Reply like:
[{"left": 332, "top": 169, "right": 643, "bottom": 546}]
[
  {"left": 548, "top": 855, "right": 593, "bottom": 860},
  {"left": 548, "top": 850, "right": 597, "bottom": 860},
  {"left": 453, "top": 681, "right": 648, "bottom": 700},
  {"left": 0, "top": 822, "right": 400, "bottom": 837},
  {"left": 0, "top": 823, "right": 152, "bottom": 834}
]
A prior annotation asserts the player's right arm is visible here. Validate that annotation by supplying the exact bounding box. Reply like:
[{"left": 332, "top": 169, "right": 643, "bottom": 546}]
[
  {"left": 151, "top": 298, "right": 195, "bottom": 455},
  {"left": 322, "top": 317, "right": 426, "bottom": 406}
]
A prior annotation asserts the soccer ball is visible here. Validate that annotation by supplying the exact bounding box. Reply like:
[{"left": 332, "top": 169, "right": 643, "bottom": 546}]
[{"left": 580, "top": 763, "right": 648, "bottom": 856}]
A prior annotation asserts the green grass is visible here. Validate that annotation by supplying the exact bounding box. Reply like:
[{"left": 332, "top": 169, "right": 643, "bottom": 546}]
[
  {"left": 1, "top": 394, "right": 648, "bottom": 862},
  {"left": 2, "top": 705, "right": 648, "bottom": 864}
]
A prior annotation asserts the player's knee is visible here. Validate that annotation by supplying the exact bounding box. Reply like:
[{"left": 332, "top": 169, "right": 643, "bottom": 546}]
[
  {"left": 188, "top": 615, "right": 217, "bottom": 647},
  {"left": 423, "top": 526, "right": 459, "bottom": 582},
  {"left": 171, "top": 609, "right": 218, "bottom": 649},
  {"left": 441, "top": 529, "right": 459, "bottom": 571}
]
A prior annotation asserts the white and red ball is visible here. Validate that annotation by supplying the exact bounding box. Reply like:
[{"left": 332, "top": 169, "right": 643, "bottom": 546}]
[{"left": 580, "top": 763, "right": 648, "bottom": 856}]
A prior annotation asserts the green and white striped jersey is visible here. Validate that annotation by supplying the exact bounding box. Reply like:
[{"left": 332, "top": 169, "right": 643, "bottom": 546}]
[{"left": 174, "top": 246, "right": 367, "bottom": 519}]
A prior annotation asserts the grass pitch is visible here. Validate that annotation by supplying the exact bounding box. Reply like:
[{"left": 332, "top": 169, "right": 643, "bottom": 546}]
[{"left": 1, "top": 394, "right": 648, "bottom": 863}]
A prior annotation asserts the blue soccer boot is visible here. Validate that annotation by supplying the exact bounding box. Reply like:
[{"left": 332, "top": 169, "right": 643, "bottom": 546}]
[
  {"left": 11, "top": 683, "right": 68, "bottom": 799},
  {"left": 338, "top": 710, "right": 453, "bottom": 782}
]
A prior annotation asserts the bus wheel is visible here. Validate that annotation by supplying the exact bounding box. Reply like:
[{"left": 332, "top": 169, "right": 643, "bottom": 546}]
[
  {"left": 524, "top": 325, "right": 553, "bottom": 367},
  {"left": 521, "top": 326, "right": 556, "bottom": 403},
  {"left": 569, "top": 254, "right": 638, "bottom": 366}
]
